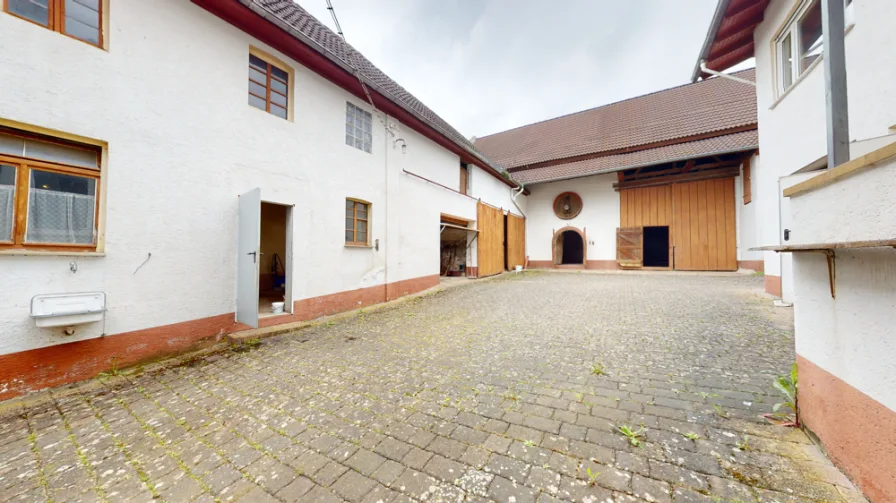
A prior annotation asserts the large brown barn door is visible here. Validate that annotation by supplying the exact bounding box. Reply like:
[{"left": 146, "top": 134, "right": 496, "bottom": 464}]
[
  {"left": 477, "top": 202, "right": 505, "bottom": 277},
  {"left": 616, "top": 227, "right": 643, "bottom": 269},
  {"left": 671, "top": 178, "right": 737, "bottom": 271},
  {"left": 506, "top": 213, "right": 526, "bottom": 270}
]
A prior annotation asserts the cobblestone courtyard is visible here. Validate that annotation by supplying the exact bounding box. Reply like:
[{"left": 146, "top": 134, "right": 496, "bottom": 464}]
[{"left": 0, "top": 272, "right": 865, "bottom": 503}]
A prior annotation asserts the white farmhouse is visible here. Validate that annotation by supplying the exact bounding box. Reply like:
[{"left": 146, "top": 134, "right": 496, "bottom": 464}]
[
  {"left": 695, "top": 0, "right": 896, "bottom": 499},
  {"left": 0, "top": 0, "right": 525, "bottom": 398}
]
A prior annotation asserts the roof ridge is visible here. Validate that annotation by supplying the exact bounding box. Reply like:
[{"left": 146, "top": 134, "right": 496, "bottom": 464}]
[{"left": 476, "top": 67, "right": 756, "bottom": 141}]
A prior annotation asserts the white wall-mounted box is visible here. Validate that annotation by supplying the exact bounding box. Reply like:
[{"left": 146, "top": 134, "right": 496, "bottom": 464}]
[{"left": 30, "top": 292, "right": 106, "bottom": 328}]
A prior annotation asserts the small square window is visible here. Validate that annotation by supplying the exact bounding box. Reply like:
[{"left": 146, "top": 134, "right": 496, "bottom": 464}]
[{"left": 345, "top": 103, "right": 373, "bottom": 153}]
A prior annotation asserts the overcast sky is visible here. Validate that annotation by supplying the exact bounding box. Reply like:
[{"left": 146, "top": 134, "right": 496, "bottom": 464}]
[{"left": 301, "top": 1, "right": 731, "bottom": 139}]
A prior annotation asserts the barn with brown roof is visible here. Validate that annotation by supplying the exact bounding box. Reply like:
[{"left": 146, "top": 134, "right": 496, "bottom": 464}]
[{"left": 475, "top": 70, "right": 761, "bottom": 271}]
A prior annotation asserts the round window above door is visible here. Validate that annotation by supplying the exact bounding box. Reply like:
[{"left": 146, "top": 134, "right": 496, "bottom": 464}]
[{"left": 553, "top": 192, "right": 583, "bottom": 220}]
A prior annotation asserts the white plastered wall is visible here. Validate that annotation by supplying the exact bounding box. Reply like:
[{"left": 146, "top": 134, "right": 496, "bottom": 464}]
[
  {"left": 524, "top": 174, "right": 620, "bottom": 263},
  {"left": 752, "top": 0, "right": 896, "bottom": 291},
  {"left": 0, "top": 1, "right": 509, "bottom": 355},
  {"left": 789, "top": 159, "right": 896, "bottom": 410}
]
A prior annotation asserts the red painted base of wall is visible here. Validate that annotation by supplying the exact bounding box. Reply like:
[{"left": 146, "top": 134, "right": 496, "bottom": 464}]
[
  {"left": 466, "top": 267, "right": 478, "bottom": 278},
  {"left": 529, "top": 260, "right": 619, "bottom": 270},
  {"left": 738, "top": 260, "right": 764, "bottom": 272},
  {"left": 0, "top": 274, "right": 439, "bottom": 401},
  {"left": 765, "top": 274, "right": 782, "bottom": 297},
  {"left": 798, "top": 355, "right": 896, "bottom": 502}
]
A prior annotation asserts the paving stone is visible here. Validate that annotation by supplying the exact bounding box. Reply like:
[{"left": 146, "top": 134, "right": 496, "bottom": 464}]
[
  {"left": 632, "top": 474, "right": 671, "bottom": 503},
  {"left": 0, "top": 273, "right": 863, "bottom": 503},
  {"left": 275, "top": 476, "right": 315, "bottom": 502},
  {"left": 401, "top": 447, "right": 432, "bottom": 471},
  {"left": 422, "top": 454, "right": 466, "bottom": 482},
  {"left": 331, "top": 470, "right": 377, "bottom": 502},
  {"left": 371, "top": 459, "right": 405, "bottom": 487},
  {"left": 488, "top": 475, "right": 538, "bottom": 503},
  {"left": 484, "top": 453, "right": 531, "bottom": 484},
  {"left": 345, "top": 449, "right": 387, "bottom": 476},
  {"left": 459, "top": 445, "right": 491, "bottom": 469}
]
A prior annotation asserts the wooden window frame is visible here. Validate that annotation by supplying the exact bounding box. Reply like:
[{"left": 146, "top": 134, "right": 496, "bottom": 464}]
[
  {"left": 0, "top": 151, "right": 101, "bottom": 252},
  {"left": 459, "top": 163, "right": 469, "bottom": 195},
  {"left": 345, "top": 198, "right": 371, "bottom": 247},
  {"left": 248, "top": 47, "right": 294, "bottom": 121},
  {"left": 2, "top": 0, "right": 105, "bottom": 48},
  {"left": 743, "top": 157, "right": 752, "bottom": 205}
]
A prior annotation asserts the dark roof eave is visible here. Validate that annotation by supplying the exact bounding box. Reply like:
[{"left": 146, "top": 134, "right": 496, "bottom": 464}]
[
  {"left": 201, "top": 0, "right": 518, "bottom": 189},
  {"left": 521, "top": 144, "right": 758, "bottom": 185},
  {"left": 692, "top": 0, "right": 733, "bottom": 82}
]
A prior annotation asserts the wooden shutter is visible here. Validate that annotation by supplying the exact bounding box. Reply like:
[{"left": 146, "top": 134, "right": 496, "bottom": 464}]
[
  {"left": 743, "top": 157, "right": 752, "bottom": 204},
  {"left": 616, "top": 227, "right": 643, "bottom": 269},
  {"left": 459, "top": 165, "right": 469, "bottom": 195}
]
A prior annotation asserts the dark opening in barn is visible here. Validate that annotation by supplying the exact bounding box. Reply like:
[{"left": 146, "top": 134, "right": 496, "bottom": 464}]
[
  {"left": 560, "top": 230, "right": 584, "bottom": 265},
  {"left": 643, "top": 226, "right": 670, "bottom": 267}
]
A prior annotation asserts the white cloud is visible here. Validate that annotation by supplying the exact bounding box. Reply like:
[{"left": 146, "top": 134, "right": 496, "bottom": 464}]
[{"left": 300, "top": 0, "right": 727, "bottom": 138}]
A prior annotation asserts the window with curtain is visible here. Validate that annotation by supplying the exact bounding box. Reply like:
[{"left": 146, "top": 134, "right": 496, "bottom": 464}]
[
  {"left": 345, "top": 199, "right": 370, "bottom": 246},
  {"left": 3, "top": 0, "right": 103, "bottom": 47},
  {"left": 0, "top": 129, "right": 101, "bottom": 251}
]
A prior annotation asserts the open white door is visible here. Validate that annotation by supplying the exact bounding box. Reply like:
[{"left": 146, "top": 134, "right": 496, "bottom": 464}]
[{"left": 236, "top": 188, "right": 261, "bottom": 328}]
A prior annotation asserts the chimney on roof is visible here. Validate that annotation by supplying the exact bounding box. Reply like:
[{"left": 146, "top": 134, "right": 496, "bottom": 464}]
[{"left": 469, "top": 135, "right": 477, "bottom": 143}]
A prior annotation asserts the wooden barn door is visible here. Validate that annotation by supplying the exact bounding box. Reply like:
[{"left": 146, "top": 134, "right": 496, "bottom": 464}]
[
  {"left": 506, "top": 213, "right": 526, "bottom": 270},
  {"left": 477, "top": 202, "right": 505, "bottom": 277},
  {"left": 671, "top": 178, "right": 737, "bottom": 271},
  {"left": 616, "top": 228, "right": 643, "bottom": 268}
]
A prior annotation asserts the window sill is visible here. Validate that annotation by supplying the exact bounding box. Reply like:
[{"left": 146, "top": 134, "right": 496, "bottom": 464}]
[
  {"left": 344, "top": 243, "right": 373, "bottom": 249},
  {"left": 769, "top": 23, "right": 854, "bottom": 111},
  {"left": 0, "top": 249, "right": 104, "bottom": 257}
]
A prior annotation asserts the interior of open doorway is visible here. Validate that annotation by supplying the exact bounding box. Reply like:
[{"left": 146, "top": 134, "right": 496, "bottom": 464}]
[
  {"left": 259, "top": 202, "right": 290, "bottom": 317},
  {"left": 558, "top": 230, "right": 584, "bottom": 265},
  {"left": 643, "top": 226, "right": 670, "bottom": 268},
  {"left": 440, "top": 220, "right": 468, "bottom": 277}
]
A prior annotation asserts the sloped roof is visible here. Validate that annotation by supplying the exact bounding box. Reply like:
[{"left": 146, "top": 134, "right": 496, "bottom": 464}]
[
  {"left": 238, "top": 0, "right": 513, "bottom": 182},
  {"left": 474, "top": 69, "right": 757, "bottom": 171},
  {"left": 512, "top": 129, "right": 758, "bottom": 184}
]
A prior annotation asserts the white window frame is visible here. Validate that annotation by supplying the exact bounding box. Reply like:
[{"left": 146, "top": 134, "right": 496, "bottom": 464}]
[
  {"left": 774, "top": 0, "right": 854, "bottom": 97},
  {"left": 345, "top": 102, "right": 373, "bottom": 153}
]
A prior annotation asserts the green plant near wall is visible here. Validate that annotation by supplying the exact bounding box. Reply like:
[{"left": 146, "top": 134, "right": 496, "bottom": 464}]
[{"left": 763, "top": 363, "right": 800, "bottom": 427}]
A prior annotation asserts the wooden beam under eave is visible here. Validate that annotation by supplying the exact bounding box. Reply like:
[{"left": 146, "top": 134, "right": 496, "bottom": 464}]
[
  {"left": 613, "top": 166, "right": 740, "bottom": 190},
  {"left": 716, "top": 1, "right": 766, "bottom": 41},
  {"left": 724, "top": 0, "right": 761, "bottom": 17},
  {"left": 706, "top": 41, "right": 755, "bottom": 73},
  {"left": 708, "top": 24, "right": 756, "bottom": 61}
]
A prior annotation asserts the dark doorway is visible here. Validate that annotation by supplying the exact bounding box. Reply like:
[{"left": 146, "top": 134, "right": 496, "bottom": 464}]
[
  {"left": 561, "top": 231, "right": 584, "bottom": 264},
  {"left": 643, "top": 226, "right": 670, "bottom": 267}
]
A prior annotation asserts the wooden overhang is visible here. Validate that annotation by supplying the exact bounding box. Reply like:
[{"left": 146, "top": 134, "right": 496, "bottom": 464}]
[
  {"left": 693, "top": 0, "right": 769, "bottom": 81},
  {"left": 612, "top": 150, "right": 755, "bottom": 190},
  {"left": 191, "top": 0, "right": 520, "bottom": 191}
]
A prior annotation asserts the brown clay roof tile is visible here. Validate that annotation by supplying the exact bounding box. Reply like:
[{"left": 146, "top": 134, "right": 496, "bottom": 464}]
[{"left": 474, "top": 69, "right": 757, "bottom": 181}]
